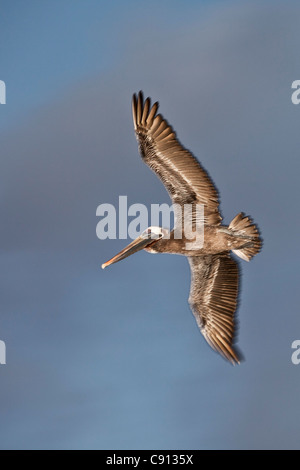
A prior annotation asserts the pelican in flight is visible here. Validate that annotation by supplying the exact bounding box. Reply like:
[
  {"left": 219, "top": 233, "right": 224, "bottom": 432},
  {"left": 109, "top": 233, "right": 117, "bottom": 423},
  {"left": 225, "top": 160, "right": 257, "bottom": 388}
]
[{"left": 102, "top": 92, "right": 262, "bottom": 364}]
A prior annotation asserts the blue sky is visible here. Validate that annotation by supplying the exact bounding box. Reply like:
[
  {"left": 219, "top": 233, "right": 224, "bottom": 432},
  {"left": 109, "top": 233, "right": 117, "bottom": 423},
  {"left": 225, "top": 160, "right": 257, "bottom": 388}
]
[
  {"left": 0, "top": 0, "right": 231, "bottom": 128},
  {"left": 0, "top": 0, "right": 300, "bottom": 450}
]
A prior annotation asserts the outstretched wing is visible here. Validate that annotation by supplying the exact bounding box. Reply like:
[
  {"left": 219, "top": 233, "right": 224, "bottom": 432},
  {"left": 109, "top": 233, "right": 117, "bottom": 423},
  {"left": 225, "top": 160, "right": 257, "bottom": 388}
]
[
  {"left": 188, "top": 255, "right": 240, "bottom": 364},
  {"left": 132, "top": 91, "right": 222, "bottom": 226}
]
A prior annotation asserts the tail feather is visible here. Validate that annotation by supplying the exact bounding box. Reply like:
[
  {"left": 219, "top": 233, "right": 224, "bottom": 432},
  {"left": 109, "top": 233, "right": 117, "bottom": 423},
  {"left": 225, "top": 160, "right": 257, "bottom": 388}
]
[{"left": 229, "top": 212, "right": 262, "bottom": 261}]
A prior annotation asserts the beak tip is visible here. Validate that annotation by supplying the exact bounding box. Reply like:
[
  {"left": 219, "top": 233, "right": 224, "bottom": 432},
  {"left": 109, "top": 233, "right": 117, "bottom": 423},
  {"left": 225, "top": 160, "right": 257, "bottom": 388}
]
[{"left": 101, "top": 263, "right": 106, "bottom": 270}]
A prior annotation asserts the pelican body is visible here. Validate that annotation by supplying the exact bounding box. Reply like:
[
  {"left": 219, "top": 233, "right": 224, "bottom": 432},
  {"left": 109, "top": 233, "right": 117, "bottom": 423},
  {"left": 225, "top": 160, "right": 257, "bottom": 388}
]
[{"left": 102, "top": 92, "right": 262, "bottom": 365}]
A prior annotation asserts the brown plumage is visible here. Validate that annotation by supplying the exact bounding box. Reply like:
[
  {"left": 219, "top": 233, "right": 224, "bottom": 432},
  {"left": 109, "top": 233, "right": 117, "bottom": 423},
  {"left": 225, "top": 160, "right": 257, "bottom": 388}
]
[
  {"left": 132, "top": 93, "right": 221, "bottom": 227},
  {"left": 102, "top": 91, "right": 262, "bottom": 365},
  {"left": 188, "top": 255, "right": 239, "bottom": 364}
]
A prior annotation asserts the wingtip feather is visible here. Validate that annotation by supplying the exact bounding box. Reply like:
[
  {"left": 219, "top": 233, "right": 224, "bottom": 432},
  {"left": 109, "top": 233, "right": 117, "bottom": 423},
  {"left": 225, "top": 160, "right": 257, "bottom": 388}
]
[{"left": 132, "top": 93, "right": 137, "bottom": 129}]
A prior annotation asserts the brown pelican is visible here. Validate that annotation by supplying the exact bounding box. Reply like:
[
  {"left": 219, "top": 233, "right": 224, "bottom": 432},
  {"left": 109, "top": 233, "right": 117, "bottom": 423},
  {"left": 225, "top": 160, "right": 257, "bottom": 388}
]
[{"left": 102, "top": 92, "right": 262, "bottom": 364}]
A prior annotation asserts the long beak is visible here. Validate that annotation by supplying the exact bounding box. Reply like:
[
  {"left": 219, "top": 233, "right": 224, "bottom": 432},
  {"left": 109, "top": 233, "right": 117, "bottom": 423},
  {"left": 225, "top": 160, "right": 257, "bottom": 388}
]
[{"left": 101, "top": 235, "right": 153, "bottom": 269}]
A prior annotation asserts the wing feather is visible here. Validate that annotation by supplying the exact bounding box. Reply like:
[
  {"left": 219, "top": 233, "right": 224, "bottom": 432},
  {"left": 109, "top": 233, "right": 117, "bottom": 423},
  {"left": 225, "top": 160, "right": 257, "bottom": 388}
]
[
  {"left": 188, "top": 255, "right": 240, "bottom": 364},
  {"left": 132, "top": 91, "right": 222, "bottom": 226}
]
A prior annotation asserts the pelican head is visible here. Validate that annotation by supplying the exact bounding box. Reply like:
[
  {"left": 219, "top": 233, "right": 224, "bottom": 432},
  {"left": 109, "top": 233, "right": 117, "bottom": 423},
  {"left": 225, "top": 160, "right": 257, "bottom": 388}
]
[
  {"left": 101, "top": 227, "right": 169, "bottom": 269},
  {"left": 141, "top": 226, "right": 170, "bottom": 239}
]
